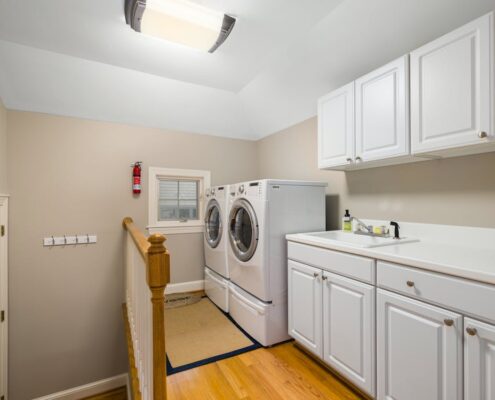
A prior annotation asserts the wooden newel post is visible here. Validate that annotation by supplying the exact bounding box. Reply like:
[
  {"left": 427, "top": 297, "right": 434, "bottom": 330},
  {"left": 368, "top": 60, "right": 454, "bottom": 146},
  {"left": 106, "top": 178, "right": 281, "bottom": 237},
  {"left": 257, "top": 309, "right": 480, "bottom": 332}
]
[{"left": 147, "top": 234, "right": 170, "bottom": 400}]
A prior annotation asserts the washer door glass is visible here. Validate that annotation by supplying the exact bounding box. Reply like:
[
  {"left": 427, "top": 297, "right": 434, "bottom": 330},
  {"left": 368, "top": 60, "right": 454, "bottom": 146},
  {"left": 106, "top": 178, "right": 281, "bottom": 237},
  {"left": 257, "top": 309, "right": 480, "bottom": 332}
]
[
  {"left": 229, "top": 199, "right": 258, "bottom": 262},
  {"left": 205, "top": 199, "right": 222, "bottom": 248}
]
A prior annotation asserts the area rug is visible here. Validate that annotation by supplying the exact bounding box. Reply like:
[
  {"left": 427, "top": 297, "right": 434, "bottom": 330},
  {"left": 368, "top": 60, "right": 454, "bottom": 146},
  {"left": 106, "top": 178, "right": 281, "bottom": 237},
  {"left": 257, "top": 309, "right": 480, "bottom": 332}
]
[{"left": 165, "top": 297, "right": 261, "bottom": 374}]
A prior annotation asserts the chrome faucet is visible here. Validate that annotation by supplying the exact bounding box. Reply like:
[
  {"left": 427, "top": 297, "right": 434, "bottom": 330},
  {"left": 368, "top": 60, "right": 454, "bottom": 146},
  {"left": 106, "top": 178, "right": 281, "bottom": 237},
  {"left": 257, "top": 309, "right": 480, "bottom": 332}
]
[{"left": 352, "top": 217, "right": 373, "bottom": 234}]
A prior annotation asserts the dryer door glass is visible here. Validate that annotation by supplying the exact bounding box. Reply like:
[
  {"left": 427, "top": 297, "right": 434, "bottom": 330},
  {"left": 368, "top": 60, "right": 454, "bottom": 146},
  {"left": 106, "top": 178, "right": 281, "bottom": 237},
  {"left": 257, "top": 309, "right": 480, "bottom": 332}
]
[
  {"left": 205, "top": 199, "right": 222, "bottom": 248},
  {"left": 229, "top": 199, "right": 258, "bottom": 262}
]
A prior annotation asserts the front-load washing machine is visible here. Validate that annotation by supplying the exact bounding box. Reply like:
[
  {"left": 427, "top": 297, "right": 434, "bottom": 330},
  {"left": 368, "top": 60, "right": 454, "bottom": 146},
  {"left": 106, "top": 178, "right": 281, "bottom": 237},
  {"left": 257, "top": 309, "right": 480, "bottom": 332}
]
[
  {"left": 227, "top": 179, "right": 327, "bottom": 346},
  {"left": 204, "top": 185, "right": 230, "bottom": 312}
]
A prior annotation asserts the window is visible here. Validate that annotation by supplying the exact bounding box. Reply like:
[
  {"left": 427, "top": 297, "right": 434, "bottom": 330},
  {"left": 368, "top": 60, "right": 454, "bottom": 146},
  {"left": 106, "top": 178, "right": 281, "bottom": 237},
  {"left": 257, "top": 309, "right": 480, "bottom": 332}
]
[{"left": 148, "top": 167, "right": 210, "bottom": 234}]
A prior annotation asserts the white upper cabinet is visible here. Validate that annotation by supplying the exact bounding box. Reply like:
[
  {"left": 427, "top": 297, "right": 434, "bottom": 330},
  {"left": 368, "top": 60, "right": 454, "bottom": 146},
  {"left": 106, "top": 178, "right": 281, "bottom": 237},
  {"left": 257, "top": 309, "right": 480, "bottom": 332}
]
[
  {"left": 464, "top": 317, "right": 495, "bottom": 400},
  {"left": 377, "top": 289, "right": 463, "bottom": 400},
  {"left": 355, "top": 56, "right": 410, "bottom": 162},
  {"left": 288, "top": 260, "right": 322, "bottom": 358},
  {"left": 411, "top": 12, "right": 494, "bottom": 154},
  {"left": 318, "top": 82, "right": 355, "bottom": 169}
]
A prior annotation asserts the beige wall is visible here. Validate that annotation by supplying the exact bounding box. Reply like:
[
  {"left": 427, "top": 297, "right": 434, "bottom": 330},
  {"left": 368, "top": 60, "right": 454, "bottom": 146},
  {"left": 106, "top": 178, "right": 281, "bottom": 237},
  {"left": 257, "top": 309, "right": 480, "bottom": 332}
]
[
  {"left": 257, "top": 117, "right": 495, "bottom": 229},
  {"left": 6, "top": 111, "right": 258, "bottom": 399},
  {"left": 0, "top": 99, "right": 6, "bottom": 193}
]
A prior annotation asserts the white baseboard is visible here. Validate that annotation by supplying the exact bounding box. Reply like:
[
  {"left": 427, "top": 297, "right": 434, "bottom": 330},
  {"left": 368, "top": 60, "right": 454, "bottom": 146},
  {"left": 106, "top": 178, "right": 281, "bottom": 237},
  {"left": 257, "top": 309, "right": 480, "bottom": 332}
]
[
  {"left": 33, "top": 373, "right": 128, "bottom": 400},
  {"left": 165, "top": 279, "right": 204, "bottom": 294}
]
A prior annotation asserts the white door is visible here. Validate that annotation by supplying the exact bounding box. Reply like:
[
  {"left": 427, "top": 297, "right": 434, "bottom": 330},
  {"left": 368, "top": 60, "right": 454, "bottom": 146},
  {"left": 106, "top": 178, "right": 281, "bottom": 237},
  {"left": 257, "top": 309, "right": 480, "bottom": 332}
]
[
  {"left": 355, "top": 55, "right": 410, "bottom": 162},
  {"left": 288, "top": 260, "right": 322, "bottom": 357},
  {"left": 377, "top": 289, "right": 463, "bottom": 400},
  {"left": 464, "top": 317, "right": 495, "bottom": 400},
  {"left": 0, "top": 197, "right": 7, "bottom": 400},
  {"left": 410, "top": 12, "right": 494, "bottom": 154},
  {"left": 322, "top": 272, "right": 375, "bottom": 397},
  {"left": 318, "top": 82, "right": 355, "bottom": 168}
]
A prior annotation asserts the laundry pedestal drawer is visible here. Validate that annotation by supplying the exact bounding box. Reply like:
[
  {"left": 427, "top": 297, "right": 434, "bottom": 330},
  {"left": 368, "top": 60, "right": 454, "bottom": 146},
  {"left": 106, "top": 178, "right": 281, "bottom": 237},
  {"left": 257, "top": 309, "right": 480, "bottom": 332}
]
[
  {"left": 377, "top": 261, "right": 495, "bottom": 324},
  {"left": 204, "top": 267, "right": 229, "bottom": 313},
  {"left": 228, "top": 283, "right": 289, "bottom": 347}
]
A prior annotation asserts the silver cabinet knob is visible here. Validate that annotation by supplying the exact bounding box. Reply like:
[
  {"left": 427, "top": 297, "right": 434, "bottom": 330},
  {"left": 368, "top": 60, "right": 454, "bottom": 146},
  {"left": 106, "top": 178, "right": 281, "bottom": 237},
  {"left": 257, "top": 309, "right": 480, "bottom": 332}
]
[
  {"left": 313, "top": 272, "right": 319, "bottom": 278},
  {"left": 406, "top": 280, "right": 415, "bottom": 287},
  {"left": 444, "top": 319, "right": 454, "bottom": 327},
  {"left": 466, "top": 327, "right": 477, "bottom": 336},
  {"left": 346, "top": 158, "right": 353, "bottom": 163},
  {"left": 479, "top": 131, "right": 488, "bottom": 139},
  {"left": 322, "top": 275, "right": 327, "bottom": 280},
  {"left": 355, "top": 156, "right": 362, "bottom": 162}
]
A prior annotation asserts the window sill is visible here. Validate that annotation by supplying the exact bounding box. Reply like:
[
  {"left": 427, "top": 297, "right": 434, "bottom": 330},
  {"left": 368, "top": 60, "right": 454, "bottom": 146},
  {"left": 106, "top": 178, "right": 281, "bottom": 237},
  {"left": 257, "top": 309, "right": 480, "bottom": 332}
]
[{"left": 147, "top": 225, "right": 204, "bottom": 235}]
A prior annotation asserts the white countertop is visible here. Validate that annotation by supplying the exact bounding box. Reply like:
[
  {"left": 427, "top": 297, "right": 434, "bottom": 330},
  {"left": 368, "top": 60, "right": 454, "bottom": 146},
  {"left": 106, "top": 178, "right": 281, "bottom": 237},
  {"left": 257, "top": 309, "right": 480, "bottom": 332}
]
[{"left": 286, "top": 222, "right": 495, "bottom": 285}]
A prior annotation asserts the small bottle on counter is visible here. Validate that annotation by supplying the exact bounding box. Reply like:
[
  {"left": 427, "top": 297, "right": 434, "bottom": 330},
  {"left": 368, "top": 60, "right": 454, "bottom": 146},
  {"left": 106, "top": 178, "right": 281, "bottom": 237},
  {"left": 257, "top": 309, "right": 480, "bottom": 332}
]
[{"left": 343, "top": 209, "right": 352, "bottom": 232}]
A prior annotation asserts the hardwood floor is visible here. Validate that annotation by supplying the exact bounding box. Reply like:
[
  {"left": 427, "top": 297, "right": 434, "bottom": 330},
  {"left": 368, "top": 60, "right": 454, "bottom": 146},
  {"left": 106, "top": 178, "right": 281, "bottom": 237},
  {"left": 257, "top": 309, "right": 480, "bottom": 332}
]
[
  {"left": 81, "top": 386, "right": 127, "bottom": 400},
  {"left": 167, "top": 342, "right": 366, "bottom": 400}
]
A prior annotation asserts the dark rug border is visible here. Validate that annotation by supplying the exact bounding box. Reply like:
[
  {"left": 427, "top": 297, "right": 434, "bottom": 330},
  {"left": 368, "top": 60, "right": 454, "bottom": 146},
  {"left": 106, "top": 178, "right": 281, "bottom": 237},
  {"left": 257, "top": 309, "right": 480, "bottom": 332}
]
[{"left": 166, "top": 297, "right": 262, "bottom": 375}]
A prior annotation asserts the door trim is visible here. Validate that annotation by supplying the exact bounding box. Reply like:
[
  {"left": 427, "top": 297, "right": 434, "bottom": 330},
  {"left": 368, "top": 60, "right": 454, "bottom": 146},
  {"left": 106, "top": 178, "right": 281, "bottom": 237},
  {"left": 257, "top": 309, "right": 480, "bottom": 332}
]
[{"left": 0, "top": 196, "right": 8, "bottom": 400}]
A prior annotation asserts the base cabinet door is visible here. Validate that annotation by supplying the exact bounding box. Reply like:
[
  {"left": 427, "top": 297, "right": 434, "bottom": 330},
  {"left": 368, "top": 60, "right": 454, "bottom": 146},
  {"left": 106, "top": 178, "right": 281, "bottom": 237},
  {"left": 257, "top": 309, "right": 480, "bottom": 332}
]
[
  {"left": 288, "top": 260, "right": 322, "bottom": 357},
  {"left": 377, "top": 289, "right": 463, "bottom": 400},
  {"left": 323, "top": 272, "right": 375, "bottom": 397},
  {"left": 464, "top": 317, "right": 495, "bottom": 400}
]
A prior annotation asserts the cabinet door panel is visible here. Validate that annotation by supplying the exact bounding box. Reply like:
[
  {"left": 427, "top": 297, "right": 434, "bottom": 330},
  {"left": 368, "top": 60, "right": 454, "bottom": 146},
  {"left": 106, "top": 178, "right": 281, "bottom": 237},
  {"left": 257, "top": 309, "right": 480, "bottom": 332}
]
[
  {"left": 355, "top": 56, "right": 409, "bottom": 161},
  {"left": 464, "top": 317, "right": 495, "bottom": 400},
  {"left": 411, "top": 12, "right": 494, "bottom": 153},
  {"left": 377, "top": 289, "right": 463, "bottom": 400},
  {"left": 318, "top": 82, "right": 355, "bottom": 168},
  {"left": 323, "top": 272, "right": 375, "bottom": 397},
  {"left": 288, "top": 260, "right": 322, "bottom": 357}
]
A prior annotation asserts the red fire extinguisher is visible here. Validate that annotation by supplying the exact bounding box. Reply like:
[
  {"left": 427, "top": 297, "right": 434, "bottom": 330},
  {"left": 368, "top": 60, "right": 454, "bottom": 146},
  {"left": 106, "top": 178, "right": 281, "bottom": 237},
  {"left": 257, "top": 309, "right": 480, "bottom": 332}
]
[{"left": 132, "top": 162, "right": 142, "bottom": 194}]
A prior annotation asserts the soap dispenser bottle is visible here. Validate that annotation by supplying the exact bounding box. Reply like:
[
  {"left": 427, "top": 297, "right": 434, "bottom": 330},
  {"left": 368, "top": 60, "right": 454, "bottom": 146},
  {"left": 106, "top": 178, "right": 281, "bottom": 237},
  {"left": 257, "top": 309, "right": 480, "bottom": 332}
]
[{"left": 343, "top": 209, "right": 352, "bottom": 232}]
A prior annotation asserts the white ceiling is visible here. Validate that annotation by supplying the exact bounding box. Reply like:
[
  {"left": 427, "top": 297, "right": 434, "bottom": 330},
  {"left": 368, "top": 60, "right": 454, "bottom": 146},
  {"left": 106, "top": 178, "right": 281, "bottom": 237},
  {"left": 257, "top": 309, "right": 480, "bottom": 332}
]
[{"left": 0, "top": 0, "right": 494, "bottom": 140}]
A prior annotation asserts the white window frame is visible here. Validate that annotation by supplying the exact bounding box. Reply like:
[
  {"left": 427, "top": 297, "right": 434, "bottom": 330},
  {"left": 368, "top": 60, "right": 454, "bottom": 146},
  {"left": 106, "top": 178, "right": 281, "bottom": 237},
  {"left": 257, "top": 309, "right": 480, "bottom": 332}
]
[{"left": 148, "top": 167, "right": 210, "bottom": 235}]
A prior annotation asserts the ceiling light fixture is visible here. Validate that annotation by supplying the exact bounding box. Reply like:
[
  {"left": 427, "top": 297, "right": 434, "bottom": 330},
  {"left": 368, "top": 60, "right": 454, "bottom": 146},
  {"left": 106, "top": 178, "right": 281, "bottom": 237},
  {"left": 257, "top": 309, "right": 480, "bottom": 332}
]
[{"left": 125, "top": 0, "right": 236, "bottom": 53}]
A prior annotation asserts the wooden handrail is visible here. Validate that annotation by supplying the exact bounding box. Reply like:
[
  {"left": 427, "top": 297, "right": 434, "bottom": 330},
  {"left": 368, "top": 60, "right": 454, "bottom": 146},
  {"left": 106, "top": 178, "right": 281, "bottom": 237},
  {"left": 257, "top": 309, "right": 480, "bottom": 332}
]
[{"left": 123, "top": 217, "right": 170, "bottom": 400}]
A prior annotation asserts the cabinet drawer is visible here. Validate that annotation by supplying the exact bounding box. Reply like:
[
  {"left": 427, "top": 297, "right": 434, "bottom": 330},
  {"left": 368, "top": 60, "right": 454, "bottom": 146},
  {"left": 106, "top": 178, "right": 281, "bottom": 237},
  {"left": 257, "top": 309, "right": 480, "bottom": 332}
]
[
  {"left": 377, "top": 261, "right": 495, "bottom": 323},
  {"left": 288, "top": 242, "right": 375, "bottom": 284}
]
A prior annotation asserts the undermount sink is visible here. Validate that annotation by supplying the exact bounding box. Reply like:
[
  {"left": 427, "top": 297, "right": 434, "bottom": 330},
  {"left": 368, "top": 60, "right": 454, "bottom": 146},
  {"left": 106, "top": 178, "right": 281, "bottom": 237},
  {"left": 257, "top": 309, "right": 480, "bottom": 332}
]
[{"left": 304, "top": 230, "right": 419, "bottom": 248}]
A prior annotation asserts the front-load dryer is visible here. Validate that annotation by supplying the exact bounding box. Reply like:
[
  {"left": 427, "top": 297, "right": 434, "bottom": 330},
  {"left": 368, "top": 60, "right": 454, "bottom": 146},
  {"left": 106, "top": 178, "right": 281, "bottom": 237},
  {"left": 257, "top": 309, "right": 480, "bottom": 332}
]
[
  {"left": 227, "top": 179, "right": 327, "bottom": 346},
  {"left": 204, "top": 185, "right": 230, "bottom": 312}
]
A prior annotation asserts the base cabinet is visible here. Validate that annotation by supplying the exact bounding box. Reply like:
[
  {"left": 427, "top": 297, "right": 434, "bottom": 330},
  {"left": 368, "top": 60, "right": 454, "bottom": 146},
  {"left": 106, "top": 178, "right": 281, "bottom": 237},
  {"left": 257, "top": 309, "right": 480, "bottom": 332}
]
[
  {"left": 464, "top": 317, "right": 495, "bottom": 400},
  {"left": 288, "top": 260, "right": 322, "bottom": 357},
  {"left": 377, "top": 289, "right": 463, "bottom": 400},
  {"left": 323, "top": 272, "right": 375, "bottom": 396}
]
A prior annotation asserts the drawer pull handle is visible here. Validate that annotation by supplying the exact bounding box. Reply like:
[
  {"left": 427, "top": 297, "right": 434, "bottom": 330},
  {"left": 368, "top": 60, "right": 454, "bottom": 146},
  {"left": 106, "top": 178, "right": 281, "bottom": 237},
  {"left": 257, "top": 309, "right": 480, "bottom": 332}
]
[
  {"left": 406, "top": 280, "right": 415, "bottom": 287},
  {"left": 466, "top": 327, "right": 477, "bottom": 336},
  {"left": 444, "top": 319, "right": 454, "bottom": 327}
]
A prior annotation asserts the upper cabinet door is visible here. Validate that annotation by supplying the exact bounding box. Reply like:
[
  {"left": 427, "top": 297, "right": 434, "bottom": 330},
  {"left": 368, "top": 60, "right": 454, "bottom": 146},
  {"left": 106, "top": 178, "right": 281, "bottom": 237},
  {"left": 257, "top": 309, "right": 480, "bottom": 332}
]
[
  {"left": 355, "top": 56, "right": 410, "bottom": 162},
  {"left": 318, "top": 82, "right": 355, "bottom": 169},
  {"left": 464, "top": 317, "right": 495, "bottom": 400},
  {"left": 288, "top": 260, "right": 322, "bottom": 358},
  {"left": 410, "top": 12, "right": 494, "bottom": 154},
  {"left": 377, "top": 289, "right": 463, "bottom": 400}
]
